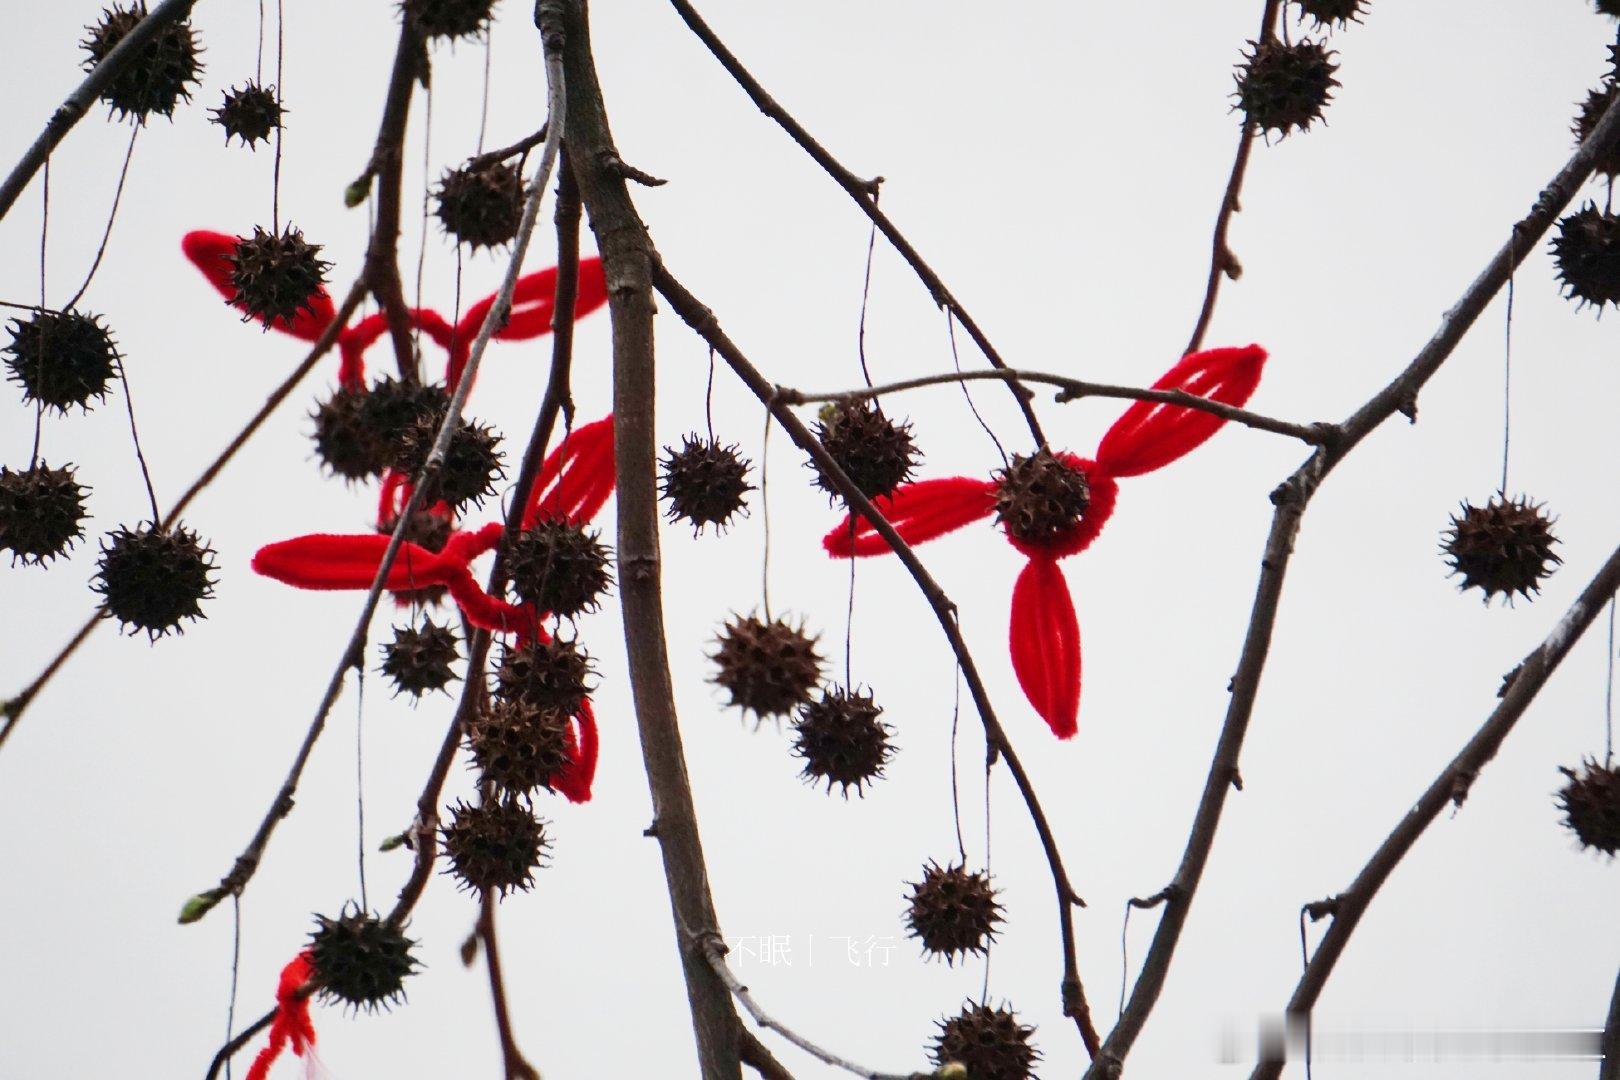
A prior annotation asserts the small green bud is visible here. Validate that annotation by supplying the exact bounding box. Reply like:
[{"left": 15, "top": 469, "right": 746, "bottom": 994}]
[
  {"left": 177, "top": 889, "right": 223, "bottom": 925},
  {"left": 344, "top": 175, "right": 374, "bottom": 208}
]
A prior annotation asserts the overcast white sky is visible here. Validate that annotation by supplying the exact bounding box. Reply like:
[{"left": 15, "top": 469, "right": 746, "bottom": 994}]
[{"left": 4, "top": 2, "right": 1620, "bottom": 1078}]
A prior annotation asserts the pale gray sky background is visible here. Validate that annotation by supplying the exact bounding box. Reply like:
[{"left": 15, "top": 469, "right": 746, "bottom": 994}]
[{"left": 3, "top": 2, "right": 1620, "bottom": 1078}]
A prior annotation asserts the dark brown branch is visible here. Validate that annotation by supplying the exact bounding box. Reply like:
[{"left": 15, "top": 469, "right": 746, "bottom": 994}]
[
  {"left": 739, "top": 1030, "right": 798, "bottom": 1080},
  {"left": 1603, "top": 961, "right": 1620, "bottom": 1080},
  {"left": 204, "top": 1005, "right": 275, "bottom": 1080},
  {"left": 479, "top": 895, "right": 542, "bottom": 1080},
  {"left": 467, "top": 124, "right": 550, "bottom": 171},
  {"left": 1249, "top": 537, "right": 1620, "bottom": 1080},
  {"left": 1183, "top": 0, "right": 1283, "bottom": 356},
  {"left": 1085, "top": 71, "right": 1620, "bottom": 1080},
  {"left": 0, "top": 0, "right": 202, "bottom": 223},
  {"left": 358, "top": 21, "right": 425, "bottom": 384},
  {"left": 779, "top": 368, "right": 1329, "bottom": 445},
  {"left": 558, "top": 1, "right": 745, "bottom": 1075},
  {"left": 653, "top": 263, "right": 1102, "bottom": 1060},
  {"left": 0, "top": 279, "right": 367, "bottom": 751},
  {"left": 665, "top": 0, "right": 1046, "bottom": 449}
]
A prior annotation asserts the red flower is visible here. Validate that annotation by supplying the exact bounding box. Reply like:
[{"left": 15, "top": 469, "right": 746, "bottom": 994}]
[
  {"left": 823, "top": 345, "right": 1268, "bottom": 739},
  {"left": 244, "top": 950, "right": 318, "bottom": 1080},
  {"left": 252, "top": 415, "right": 617, "bottom": 802}
]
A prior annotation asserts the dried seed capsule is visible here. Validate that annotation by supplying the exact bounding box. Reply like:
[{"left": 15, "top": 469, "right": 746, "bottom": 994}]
[
  {"left": 1441, "top": 495, "right": 1560, "bottom": 604},
  {"left": 505, "top": 519, "right": 612, "bottom": 618},
  {"left": 307, "top": 906, "right": 418, "bottom": 1012},
  {"left": 1557, "top": 758, "right": 1620, "bottom": 856},
  {"left": 93, "top": 522, "right": 216, "bottom": 638},
  {"left": 0, "top": 462, "right": 90, "bottom": 565},
  {"left": 660, "top": 435, "right": 752, "bottom": 533},
  {"left": 904, "top": 862, "right": 1002, "bottom": 963},
  {"left": 229, "top": 225, "right": 332, "bottom": 331},
  {"left": 380, "top": 617, "right": 459, "bottom": 697},
  {"left": 3, "top": 310, "right": 119, "bottom": 414},
  {"left": 792, "top": 686, "right": 893, "bottom": 796},
  {"left": 1552, "top": 203, "right": 1620, "bottom": 310},
  {"left": 1234, "top": 37, "right": 1339, "bottom": 138},
  {"left": 210, "top": 82, "right": 282, "bottom": 147},
  {"left": 434, "top": 160, "right": 524, "bottom": 249},
  {"left": 810, "top": 400, "right": 920, "bottom": 503},
  {"left": 993, "top": 449, "right": 1091, "bottom": 546},
  {"left": 494, "top": 637, "right": 593, "bottom": 714},
  {"left": 442, "top": 798, "right": 549, "bottom": 897},
  {"left": 930, "top": 1001, "right": 1039, "bottom": 1080},
  {"left": 82, "top": 3, "right": 202, "bottom": 122},
  {"left": 711, "top": 614, "right": 823, "bottom": 718}
]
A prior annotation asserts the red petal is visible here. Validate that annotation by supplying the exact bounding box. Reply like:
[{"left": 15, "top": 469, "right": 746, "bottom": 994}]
[
  {"left": 823, "top": 477, "right": 998, "bottom": 558},
  {"left": 1095, "top": 344, "right": 1267, "bottom": 478},
  {"left": 551, "top": 699, "right": 598, "bottom": 804},
  {"left": 334, "top": 309, "right": 457, "bottom": 388},
  {"left": 1008, "top": 557, "right": 1081, "bottom": 738},
  {"left": 447, "top": 259, "right": 610, "bottom": 387},
  {"left": 525, "top": 415, "right": 617, "bottom": 527},
  {"left": 252, "top": 534, "right": 450, "bottom": 591},
  {"left": 443, "top": 571, "right": 537, "bottom": 637},
  {"left": 181, "top": 230, "right": 336, "bottom": 342}
]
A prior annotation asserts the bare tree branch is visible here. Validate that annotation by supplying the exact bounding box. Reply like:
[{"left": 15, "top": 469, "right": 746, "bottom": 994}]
[
  {"left": 479, "top": 895, "right": 542, "bottom": 1080},
  {"left": 664, "top": 0, "right": 1047, "bottom": 448},
  {"left": 1603, "top": 961, "right": 1620, "bottom": 1080},
  {"left": 1246, "top": 536, "right": 1620, "bottom": 1080},
  {"left": 1085, "top": 69, "right": 1620, "bottom": 1080}
]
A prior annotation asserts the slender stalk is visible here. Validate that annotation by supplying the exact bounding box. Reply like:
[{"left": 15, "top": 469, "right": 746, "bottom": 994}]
[
  {"left": 1084, "top": 71, "right": 1620, "bottom": 1080},
  {"left": 1603, "top": 961, "right": 1620, "bottom": 1080},
  {"left": 653, "top": 264, "right": 1101, "bottom": 1058},
  {"left": 0, "top": 0, "right": 202, "bottom": 223},
  {"left": 1248, "top": 538, "right": 1620, "bottom": 1080},
  {"left": 479, "top": 895, "right": 542, "bottom": 1080},
  {"left": 664, "top": 0, "right": 1046, "bottom": 449}
]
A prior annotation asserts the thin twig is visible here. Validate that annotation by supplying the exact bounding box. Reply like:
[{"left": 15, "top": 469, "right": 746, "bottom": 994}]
[
  {"left": 467, "top": 124, "right": 550, "bottom": 171},
  {"left": 779, "top": 368, "right": 1328, "bottom": 445},
  {"left": 699, "top": 936, "right": 930, "bottom": 1080},
  {"left": 1602, "top": 960, "right": 1620, "bottom": 1080},
  {"left": 1184, "top": 0, "right": 1284, "bottom": 356},
  {"left": 479, "top": 895, "right": 542, "bottom": 1080},
  {"left": 1250, "top": 537, "right": 1620, "bottom": 1080},
  {"left": 0, "top": 280, "right": 366, "bottom": 749},
  {"left": 180, "top": 29, "right": 568, "bottom": 928},
  {"left": 665, "top": 0, "right": 1046, "bottom": 449},
  {"left": 0, "top": 0, "right": 201, "bottom": 223},
  {"left": 1085, "top": 67, "right": 1620, "bottom": 1080},
  {"left": 653, "top": 264, "right": 1102, "bottom": 1059}
]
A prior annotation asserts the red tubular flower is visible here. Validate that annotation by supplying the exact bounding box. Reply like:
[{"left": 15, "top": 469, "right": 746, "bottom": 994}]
[
  {"left": 823, "top": 345, "right": 1268, "bottom": 739},
  {"left": 244, "top": 950, "right": 318, "bottom": 1080}
]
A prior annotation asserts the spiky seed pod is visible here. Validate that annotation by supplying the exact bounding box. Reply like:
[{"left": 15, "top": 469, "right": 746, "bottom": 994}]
[
  {"left": 228, "top": 225, "right": 331, "bottom": 331},
  {"left": 433, "top": 161, "right": 524, "bottom": 249},
  {"left": 406, "top": 0, "right": 500, "bottom": 41},
  {"left": 1293, "top": 0, "right": 1366, "bottom": 28},
  {"left": 711, "top": 614, "right": 823, "bottom": 718},
  {"left": 307, "top": 907, "right": 419, "bottom": 1012},
  {"left": 392, "top": 413, "right": 504, "bottom": 512},
  {"left": 380, "top": 618, "right": 459, "bottom": 697},
  {"left": 1441, "top": 496, "right": 1560, "bottom": 604},
  {"left": 905, "top": 862, "right": 1002, "bottom": 963},
  {"left": 792, "top": 687, "right": 893, "bottom": 796},
  {"left": 810, "top": 400, "right": 921, "bottom": 503},
  {"left": 1598, "top": 0, "right": 1620, "bottom": 17},
  {"left": 931, "top": 1002, "right": 1039, "bottom": 1080},
  {"left": 81, "top": 3, "right": 202, "bottom": 122},
  {"left": 1552, "top": 203, "right": 1620, "bottom": 310},
  {"left": 494, "top": 637, "right": 593, "bottom": 714},
  {"left": 441, "top": 798, "right": 548, "bottom": 897},
  {"left": 1234, "top": 37, "right": 1339, "bottom": 138},
  {"left": 1557, "top": 758, "right": 1620, "bottom": 855},
  {"left": 3, "top": 310, "right": 119, "bottom": 413},
  {"left": 993, "top": 449, "right": 1091, "bottom": 546},
  {"left": 0, "top": 463, "right": 90, "bottom": 565},
  {"left": 209, "top": 82, "right": 281, "bottom": 147},
  {"left": 92, "top": 523, "right": 216, "bottom": 638},
  {"left": 1573, "top": 86, "right": 1620, "bottom": 179},
  {"left": 311, "top": 386, "right": 391, "bottom": 481},
  {"left": 361, "top": 377, "right": 450, "bottom": 453},
  {"left": 660, "top": 435, "right": 753, "bottom": 533},
  {"left": 466, "top": 697, "right": 574, "bottom": 796},
  {"left": 505, "top": 520, "right": 612, "bottom": 618}
]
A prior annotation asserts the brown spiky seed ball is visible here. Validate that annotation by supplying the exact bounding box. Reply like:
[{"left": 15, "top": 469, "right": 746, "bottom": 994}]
[
  {"left": 1234, "top": 37, "right": 1339, "bottom": 138},
  {"left": 467, "top": 697, "right": 574, "bottom": 796},
  {"left": 711, "top": 614, "right": 823, "bottom": 718},
  {"left": 380, "top": 618, "right": 459, "bottom": 697},
  {"left": 210, "top": 82, "right": 282, "bottom": 148},
  {"left": 434, "top": 160, "right": 524, "bottom": 249},
  {"left": 1294, "top": 0, "right": 1366, "bottom": 28},
  {"left": 391, "top": 412, "right": 505, "bottom": 512},
  {"left": 1598, "top": 0, "right": 1620, "bottom": 17},
  {"left": 1573, "top": 86, "right": 1620, "bottom": 179},
  {"left": 442, "top": 798, "right": 548, "bottom": 897},
  {"left": 1557, "top": 758, "right": 1620, "bottom": 856},
  {"left": 905, "top": 862, "right": 1002, "bottom": 963},
  {"left": 931, "top": 1002, "right": 1039, "bottom": 1080},
  {"left": 505, "top": 520, "right": 612, "bottom": 618},
  {"left": 4, "top": 309, "right": 119, "bottom": 414},
  {"left": 362, "top": 378, "right": 450, "bottom": 454},
  {"left": 810, "top": 400, "right": 921, "bottom": 503},
  {"left": 1441, "top": 496, "right": 1560, "bottom": 604},
  {"left": 312, "top": 386, "right": 391, "bottom": 482},
  {"left": 0, "top": 462, "right": 90, "bottom": 566},
  {"left": 1552, "top": 204, "right": 1620, "bottom": 311},
  {"left": 93, "top": 523, "right": 216, "bottom": 638},
  {"left": 993, "top": 449, "right": 1091, "bottom": 545},
  {"left": 229, "top": 225, "right": 332, "bottom": 331},
  {"left": 660, "top": 435, "right": 753, "bottom": 533},
  {"left": 494, "top": 637, "right": 593, "bottom": 714},
  {"left": 792, "top": 687, "right": 893, "bottom": 796},
  {"left": 407, "top": 0, "right": 500, "bottom": 41},
  {"left": 308, "top": 906, "right": 419, "bottom": 1012},
  {"left": 82, "top": 3, "right": 202, "bottom": 122}
]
